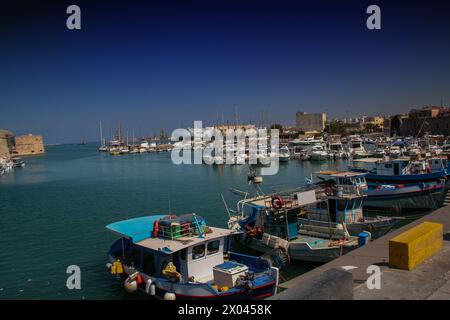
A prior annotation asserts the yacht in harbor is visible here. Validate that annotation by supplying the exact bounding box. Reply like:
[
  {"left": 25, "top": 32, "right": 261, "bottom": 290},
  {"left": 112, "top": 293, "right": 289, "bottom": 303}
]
[
  {"left": 310, "top": 144, "right": 328, "bottom": 161},
  {"left": 345, "top": 135, "right": 367, "bottom": 158},
  {"left": 98, "top": 121, "right": 108, "bottom": 152},
  {"left": 326, "top": 135, "right": 347, "bottom": 159},
  {"left": 278, "top": 145, "right": 290, "bottom": 162}
]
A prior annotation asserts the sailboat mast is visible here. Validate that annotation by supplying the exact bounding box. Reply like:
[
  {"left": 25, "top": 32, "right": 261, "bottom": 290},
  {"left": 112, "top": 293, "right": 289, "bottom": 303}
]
[{"left": 99, "top": 121, "right": 104, "bottom": 147}]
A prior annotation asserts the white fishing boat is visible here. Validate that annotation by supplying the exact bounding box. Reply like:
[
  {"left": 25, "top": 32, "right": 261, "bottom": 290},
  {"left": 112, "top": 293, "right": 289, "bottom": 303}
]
[
  {"left": 311, "top": 170, "right": 398, "bottom": 238},
  {"left": 106, "top": 214, "right": 279, "bottom": 300},
  {"left": 225, "top": 174, "right": 363, "bottom": 263}
]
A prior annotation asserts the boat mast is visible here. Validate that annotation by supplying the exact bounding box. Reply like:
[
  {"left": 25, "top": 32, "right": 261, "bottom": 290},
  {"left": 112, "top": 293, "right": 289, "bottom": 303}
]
[{"left": 99, "top": 121, "right": 104, "bottom": 147}]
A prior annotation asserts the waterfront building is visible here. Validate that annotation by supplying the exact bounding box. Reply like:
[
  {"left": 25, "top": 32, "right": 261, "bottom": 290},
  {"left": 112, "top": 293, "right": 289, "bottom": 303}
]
[
  {"left": 0, "top": 129, "right": 45, "bottom": 157},
  {"left": 396, "top": 106, "right": 450, "bottom": 137},
  {"left": 14, "top": 134, "right": 45, "bottom": 156},
  {"left": 0, "top": 129, "right": 15, "bottom": 157},
  {"left": 296, "top": 112, "right": 327, "bottom": 133}
]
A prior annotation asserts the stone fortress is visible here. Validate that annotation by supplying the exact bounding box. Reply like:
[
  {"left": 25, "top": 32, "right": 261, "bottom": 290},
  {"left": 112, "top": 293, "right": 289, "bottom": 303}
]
[{"left": 0, "top": 129, "right": 45, "bottom": 157}]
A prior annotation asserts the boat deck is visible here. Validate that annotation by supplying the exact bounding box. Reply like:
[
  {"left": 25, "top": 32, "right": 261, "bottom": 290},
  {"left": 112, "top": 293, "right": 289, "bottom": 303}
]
[
  {"left": 291, "top": 235, "right": 331, "bottom": 249},
  {"left": 136, "top": 226, "right": 233, "bottom": 254}
]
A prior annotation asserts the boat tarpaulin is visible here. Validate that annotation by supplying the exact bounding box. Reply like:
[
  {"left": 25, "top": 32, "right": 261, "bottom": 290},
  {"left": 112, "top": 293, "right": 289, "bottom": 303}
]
[{"left": 106, "top": 215, "right": 166, "bottom": 243}]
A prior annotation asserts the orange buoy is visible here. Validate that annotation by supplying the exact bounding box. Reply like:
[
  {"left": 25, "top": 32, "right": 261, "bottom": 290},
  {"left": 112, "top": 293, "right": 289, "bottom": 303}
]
[{"left": 153, "top": 220, "right": 159, "bottom": 238}]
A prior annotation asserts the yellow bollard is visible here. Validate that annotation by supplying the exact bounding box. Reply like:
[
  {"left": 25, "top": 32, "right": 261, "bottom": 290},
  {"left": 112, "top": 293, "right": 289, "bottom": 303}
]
[{"left": 389, "top": 221, "right": 443, "bottom": 270}]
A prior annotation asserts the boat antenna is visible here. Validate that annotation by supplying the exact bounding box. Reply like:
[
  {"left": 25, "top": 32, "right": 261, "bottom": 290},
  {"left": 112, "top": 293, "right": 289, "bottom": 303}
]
[
  {"left": 221, "top": 193, "right": 232, "bottom": 220},
  {"left": 99, "top": 121, "right": 103, "bottom": 147},
  {"left": 167, "top": 194, "right": 171, "bottom": 214}
]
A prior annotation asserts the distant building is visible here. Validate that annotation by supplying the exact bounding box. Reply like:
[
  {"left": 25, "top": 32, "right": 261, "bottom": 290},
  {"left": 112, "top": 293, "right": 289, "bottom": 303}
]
[
  {"left": 215, "top": 124, "right": 256, "bottom": 133},
  {"left": 366, "top": 116, "right": 384, "bottom": 127},
  {"left": 14, "top": 134, "right": 45, "bottom": 156},
  {"left": 0, "top": 130, "right": 45, "bottom": 157},
  {"left": 296, "top": 112, "right": 327, "bottom": 132},
  {"left": 396, "top": 106, "right": 450, "bottom": 136},
  {"left": 0, "top": 129, "right": 15, "bottom": 157}
]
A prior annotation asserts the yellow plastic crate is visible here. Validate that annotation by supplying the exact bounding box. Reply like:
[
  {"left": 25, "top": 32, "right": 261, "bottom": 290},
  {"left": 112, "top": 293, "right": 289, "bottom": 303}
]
[{"left": 389, "top": 221, "right": 443, "bottom": 270}]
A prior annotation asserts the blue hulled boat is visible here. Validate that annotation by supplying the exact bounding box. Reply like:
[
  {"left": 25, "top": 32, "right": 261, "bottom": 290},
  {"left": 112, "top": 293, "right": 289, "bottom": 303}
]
[
  {"left": 106, "top": 214, "right": 279, "bottom": 300},
  {"left": 351, "top": 158, "right": 447, "bottom": 210}
]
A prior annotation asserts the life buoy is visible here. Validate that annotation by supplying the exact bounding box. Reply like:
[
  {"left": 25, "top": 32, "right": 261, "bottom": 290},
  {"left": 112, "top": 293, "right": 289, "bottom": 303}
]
[
  {"left": 152, "top": 220, "right": 159, "bottom": 238},
  {"left": 272, "top": 196, "right": 284, "bottom": 209}
]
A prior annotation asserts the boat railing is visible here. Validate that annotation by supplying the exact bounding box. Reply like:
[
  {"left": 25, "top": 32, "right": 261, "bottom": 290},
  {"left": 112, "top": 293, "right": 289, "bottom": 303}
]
[
  {"left": 156, "top": 223, "right": 205, "bottom": 240},
  {"left": 333, "top": 185, "right": 364, "bottom": 197}
]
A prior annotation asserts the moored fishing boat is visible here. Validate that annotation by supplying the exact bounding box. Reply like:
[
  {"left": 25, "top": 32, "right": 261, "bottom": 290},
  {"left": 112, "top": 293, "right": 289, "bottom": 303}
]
[
  {"left": 106, "top": 214, "right": 279, "bottom": 300},
  {"left": 225, "top": 174, "right": 365, "bottom": 263},
  {"left": 312, "top": 170, "right": 399, "bottom": 238},
  {"left": 351, "top": 157, "right": 447, "bottom": 210}
]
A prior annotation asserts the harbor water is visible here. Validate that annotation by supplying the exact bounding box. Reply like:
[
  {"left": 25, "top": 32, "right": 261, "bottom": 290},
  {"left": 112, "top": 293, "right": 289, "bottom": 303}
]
[{"left": 0, "top": 143, "right": 397, "bottom": 299}]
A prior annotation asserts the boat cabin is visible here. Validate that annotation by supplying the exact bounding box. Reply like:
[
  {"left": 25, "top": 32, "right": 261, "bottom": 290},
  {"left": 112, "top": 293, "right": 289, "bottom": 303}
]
[
  {"left": 106, "top": 214, "right": 234, "bottom": 283},
  {"left": 352, "top": 157, "right": 413, "bottom": 176},
  {"left": 427, "top": 157, "right": 449, "bottom": 174},
  {"left": 312, "top": 171, "right": 367, "bottom": 223},
  {"left": 315, "top": 170, "right": 368, "bottom": 193}
]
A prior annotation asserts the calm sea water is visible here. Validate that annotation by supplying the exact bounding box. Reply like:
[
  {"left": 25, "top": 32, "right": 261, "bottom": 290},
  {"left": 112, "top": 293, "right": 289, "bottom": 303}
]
[{"left": 0, "top": 143, "right": 351, "bottom": 299}]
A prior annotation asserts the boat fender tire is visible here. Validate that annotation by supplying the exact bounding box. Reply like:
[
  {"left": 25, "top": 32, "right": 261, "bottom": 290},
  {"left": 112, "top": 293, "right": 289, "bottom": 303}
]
[
  {"left": 124, "top": 278, "right": 138, "bottom": 293},
  {"left": 164, "top": 292, "right": 176, "bottom": 300},
  {"left": 150, "top": 284, "right": 156, "bottom": 296},
  {"left": 145, "top": 279, "right": 152, "bottom": 295}
]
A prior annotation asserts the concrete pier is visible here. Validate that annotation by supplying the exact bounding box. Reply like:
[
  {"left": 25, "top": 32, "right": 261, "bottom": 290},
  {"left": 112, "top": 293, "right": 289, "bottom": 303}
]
[{"left": 273, "top": 205, "right": 450, "bottom": 300}]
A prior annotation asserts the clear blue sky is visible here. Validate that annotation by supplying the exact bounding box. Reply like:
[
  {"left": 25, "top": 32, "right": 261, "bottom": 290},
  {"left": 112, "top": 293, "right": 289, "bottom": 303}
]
[{"left": 1, "top": 0, "right": 450, "bottom": 144}]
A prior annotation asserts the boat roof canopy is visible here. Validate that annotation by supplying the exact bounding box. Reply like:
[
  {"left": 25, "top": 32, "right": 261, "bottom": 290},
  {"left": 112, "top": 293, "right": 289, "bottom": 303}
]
[
  {"left": 315, "top": 170, "right": 366, "bottom": 178},
  {"left": 136, "top": 226, "right": 233, "bottom": 254},
  {"left": 106, "top": 215, "right": 166, "bottom": 243},
  {"left": 106, "top": 215, "right": 234, "bottom": 254}
]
